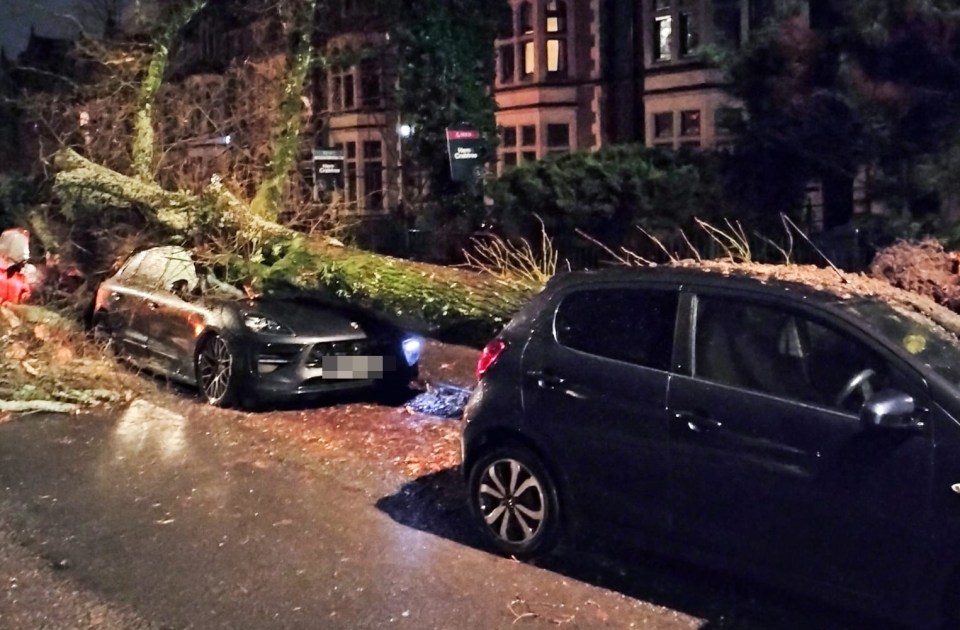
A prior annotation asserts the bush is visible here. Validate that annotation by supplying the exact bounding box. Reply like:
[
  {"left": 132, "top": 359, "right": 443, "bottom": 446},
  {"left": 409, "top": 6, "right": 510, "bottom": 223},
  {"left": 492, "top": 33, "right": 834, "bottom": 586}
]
[{"left": 486, "top": 145, "right": 735, "bottom": 264}]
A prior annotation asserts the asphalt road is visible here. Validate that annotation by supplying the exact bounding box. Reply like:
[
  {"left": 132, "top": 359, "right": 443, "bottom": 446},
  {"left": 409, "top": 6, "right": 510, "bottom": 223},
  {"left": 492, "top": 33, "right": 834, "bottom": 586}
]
[
  {"left": 0, "top": 400, "right": 699, "bottom": 629},
  {"left": 0, "top": 396, "right": 881, "bottom": 629}
]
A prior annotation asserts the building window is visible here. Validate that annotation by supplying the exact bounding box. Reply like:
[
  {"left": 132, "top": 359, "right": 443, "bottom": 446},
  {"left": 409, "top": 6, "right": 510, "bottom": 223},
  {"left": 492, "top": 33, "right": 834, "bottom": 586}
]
[
  {"left": 679, "top": 7, "right": 699, "bottom": 56},
  {"left": 680, "top": 110, "right": 701, "bottom": 137},
  {"left": 519, "top": 2, "right": 534, "bottom": 34},
  {"left": 499, "top": 44, "right": 516, "bottom": 83},
  {"left": 546, "top": 123, "right": 570, "bottom": 151},
  {"left": 522, "top": 40, "right": 535, "bottom": 77},
  {"left": 329, "top": 56, "right": 356, "bottom": 111},
  {"left": 522, "top": 151, "right": 537, "bottom": 162},
  {"left": 359, "top": 58, "right": 381, "bottom": 107},
  {"left": 715, "top": 107, "right": 743, "bottom": 135},
  {"left": 500, "top": 126, "right": 518, "bottom": 170},
  {"left": 651, "top": 0, "right": 702, "bottom": 62},
  {"left": 521, "top": 125, "right": 536, "bottom": 147},
  {"left": 653, "top": 112, "right": 674, "bottom": 139},
  {"left": 653, "top": 14, "right": 672, "bottom": 61},
  {"left": 343, "top": 142, "right": 357, "bottom": 203},
  {"left": 546, "top": 39, "right": 567, "bottom": 74},
  {"left": 545, "top": 0, "right": 567, "bottom": 76},
  {"left": 363, "top": 141, "right": 383, "bottom": 212},
  {"left": 714, "top": 0, "right": 743, "bottom": 49},
  {"left": 546, "top": 0, "right": 566, "bottom": 32}
]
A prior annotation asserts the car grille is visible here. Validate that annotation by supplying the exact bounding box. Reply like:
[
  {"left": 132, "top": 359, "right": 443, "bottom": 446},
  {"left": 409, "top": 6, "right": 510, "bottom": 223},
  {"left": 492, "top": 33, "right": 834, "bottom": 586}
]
[{"left": 305, "top": 339, "right": 373, "bottom": 369}]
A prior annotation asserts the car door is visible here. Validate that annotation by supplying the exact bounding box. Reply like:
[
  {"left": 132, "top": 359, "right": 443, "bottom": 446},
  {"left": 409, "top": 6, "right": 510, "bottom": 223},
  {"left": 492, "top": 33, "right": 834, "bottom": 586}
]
[
  {"left": 520, "top": 283, "right": 679, "bottom": 538},
  {"left": 99, "top": 253, "right": 162, "bottom": 359},
  {"left": 668, "top": 291, "right": 933, "bottom": 603},
  {"left": 145, "top": 254, "right": 207, "bottom": 378}
]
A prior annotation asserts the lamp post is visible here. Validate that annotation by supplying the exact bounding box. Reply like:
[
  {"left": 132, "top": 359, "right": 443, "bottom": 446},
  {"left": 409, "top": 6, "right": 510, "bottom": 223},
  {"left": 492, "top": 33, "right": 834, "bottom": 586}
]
[{"left": 397, "top": 123, "right": 414, "bottom": 251}]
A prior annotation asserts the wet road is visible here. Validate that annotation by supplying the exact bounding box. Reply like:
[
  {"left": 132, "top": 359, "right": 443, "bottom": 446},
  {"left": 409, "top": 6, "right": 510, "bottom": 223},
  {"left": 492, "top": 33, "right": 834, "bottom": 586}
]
[{"left": 0, "top": 401, "right": 697, "bottom": 629}]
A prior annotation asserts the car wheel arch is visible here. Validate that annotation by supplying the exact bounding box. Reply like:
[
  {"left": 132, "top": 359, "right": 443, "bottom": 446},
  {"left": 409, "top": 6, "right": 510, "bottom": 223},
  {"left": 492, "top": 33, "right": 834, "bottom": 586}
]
[{"left": 464, "top": 427, "right": 572, "bottom": 528}]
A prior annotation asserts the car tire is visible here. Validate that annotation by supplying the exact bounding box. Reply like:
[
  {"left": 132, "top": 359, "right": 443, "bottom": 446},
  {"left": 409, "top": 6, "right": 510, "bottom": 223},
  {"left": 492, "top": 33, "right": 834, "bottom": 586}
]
[
  {"left": 195, "top": 333, "right": 244, "bottom": 407},
  {"left": 467, "top": 445, "right": 560, "bottom": 559}
]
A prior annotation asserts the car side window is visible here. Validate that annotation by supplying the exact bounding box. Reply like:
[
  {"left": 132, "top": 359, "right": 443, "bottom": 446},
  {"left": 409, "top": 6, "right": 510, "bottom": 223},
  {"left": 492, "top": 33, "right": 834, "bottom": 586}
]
[
  {"left": 554, "top": 288, "right": 677, "bottom": 371},
  {"left": 694, "top": 297, "right": 890, "bottom": 413}
]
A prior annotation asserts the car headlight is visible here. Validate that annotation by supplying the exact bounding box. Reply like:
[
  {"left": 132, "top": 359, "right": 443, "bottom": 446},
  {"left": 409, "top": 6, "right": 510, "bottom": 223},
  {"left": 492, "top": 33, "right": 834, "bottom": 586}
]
[
  {"left": 401, "top": 336, "right": 422, "bottom": 366},
  {"left": 244, "top": 314, "right": 294, "bottom": 335}
]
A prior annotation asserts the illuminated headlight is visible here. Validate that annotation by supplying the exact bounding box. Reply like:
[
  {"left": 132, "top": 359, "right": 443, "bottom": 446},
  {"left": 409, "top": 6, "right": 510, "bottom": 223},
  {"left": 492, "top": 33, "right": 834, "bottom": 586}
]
[
  {"left": 401, "top": 336, "right": 422, "bottom": 366},
  {"left": 244, "top": 314, "right": 293, "bottom": 335}
]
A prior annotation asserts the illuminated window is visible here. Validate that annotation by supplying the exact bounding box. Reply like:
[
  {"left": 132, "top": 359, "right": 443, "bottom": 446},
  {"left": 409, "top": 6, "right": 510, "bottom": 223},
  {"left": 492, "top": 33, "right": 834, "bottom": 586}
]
[
  {"left": 651, "top": 0, "right": 702, "bottom": 62},
  {"left": 545, "top": 0, "right": 566, "bottom": 33},
  {"left": 545, "top": 0, "right": 567, "bottom": 76},
  {"left": 523, "top": 41, "right": 535, "bottom": 76},
  {"left": 653, "top": 15, "right": 672, "bottom": 61},
  {"left": 547, "top": 39, "right": 566, "bottom": 73}
]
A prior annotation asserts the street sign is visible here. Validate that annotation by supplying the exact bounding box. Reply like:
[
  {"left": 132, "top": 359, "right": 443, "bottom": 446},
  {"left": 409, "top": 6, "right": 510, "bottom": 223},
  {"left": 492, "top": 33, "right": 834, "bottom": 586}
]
[
  {"left": 445, "top": 128, "right": 484, "bottom": 183},
  {"left": 312, "top": 148, "right": 344, "bottom": 192}
]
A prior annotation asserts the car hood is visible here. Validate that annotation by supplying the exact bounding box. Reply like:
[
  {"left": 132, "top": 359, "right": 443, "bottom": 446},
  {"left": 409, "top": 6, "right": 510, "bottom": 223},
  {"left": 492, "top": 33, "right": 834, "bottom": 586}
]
[{"left": 238, "top": 297, "right": 390, "bottom": 339}]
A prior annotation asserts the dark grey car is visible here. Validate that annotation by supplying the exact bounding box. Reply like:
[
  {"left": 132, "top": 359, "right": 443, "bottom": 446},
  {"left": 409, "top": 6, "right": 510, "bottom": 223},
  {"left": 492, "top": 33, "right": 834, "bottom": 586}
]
[
  {"left": 462, "top": 266, "right": 960, "bottom": 629},
  {"left": 91, "top": 246, "right": 421, "bottom": 407}
]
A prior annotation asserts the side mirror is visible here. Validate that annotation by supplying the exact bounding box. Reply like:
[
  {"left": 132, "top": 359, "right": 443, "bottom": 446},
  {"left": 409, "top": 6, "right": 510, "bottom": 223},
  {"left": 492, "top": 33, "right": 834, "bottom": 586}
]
[{"left": 860, "top": 389, "right": 923, "bottom": 432}]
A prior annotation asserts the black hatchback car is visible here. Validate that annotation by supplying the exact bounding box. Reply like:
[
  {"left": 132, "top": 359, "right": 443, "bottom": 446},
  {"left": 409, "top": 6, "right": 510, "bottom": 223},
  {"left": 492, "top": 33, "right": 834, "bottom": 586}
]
[{"left": 461, "top": 266, "right": 960, "bottom": 628}]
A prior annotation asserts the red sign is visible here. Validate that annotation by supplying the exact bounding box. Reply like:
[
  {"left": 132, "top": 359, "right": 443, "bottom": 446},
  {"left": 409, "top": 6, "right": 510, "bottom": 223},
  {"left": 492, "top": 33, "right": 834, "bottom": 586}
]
[{"left": 446, "top": 129, "right": 481, "bottom": 140}]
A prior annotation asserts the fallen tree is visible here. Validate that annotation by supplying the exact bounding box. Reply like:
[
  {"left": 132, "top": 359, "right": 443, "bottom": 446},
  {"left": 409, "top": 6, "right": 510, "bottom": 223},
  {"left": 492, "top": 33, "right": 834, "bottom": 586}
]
[{"left": 53, "top": 149, "right": 531, "bottom": 344}]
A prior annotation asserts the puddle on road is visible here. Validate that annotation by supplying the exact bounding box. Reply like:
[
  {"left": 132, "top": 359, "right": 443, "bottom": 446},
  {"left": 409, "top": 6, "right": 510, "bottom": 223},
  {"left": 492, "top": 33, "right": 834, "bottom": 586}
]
[{"left": 112, "top": 399, "right": 190, "bottom": 460}]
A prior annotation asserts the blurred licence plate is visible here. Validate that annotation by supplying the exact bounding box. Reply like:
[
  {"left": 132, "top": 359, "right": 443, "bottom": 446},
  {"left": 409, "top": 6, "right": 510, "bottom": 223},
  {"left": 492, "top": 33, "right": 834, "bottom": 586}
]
[{"left": 321, "top": 355, "right": 387, "bottom": 379}]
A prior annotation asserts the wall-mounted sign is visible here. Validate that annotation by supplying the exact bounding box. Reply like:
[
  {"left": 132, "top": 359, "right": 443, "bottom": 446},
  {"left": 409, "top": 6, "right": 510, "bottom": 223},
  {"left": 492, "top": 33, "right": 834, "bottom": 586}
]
[
  {"left": 312, "top": 148, "right": 344, "bottom": 193},
  {"left": 445, "top": 128, "right": 484, "bottom": 183}
]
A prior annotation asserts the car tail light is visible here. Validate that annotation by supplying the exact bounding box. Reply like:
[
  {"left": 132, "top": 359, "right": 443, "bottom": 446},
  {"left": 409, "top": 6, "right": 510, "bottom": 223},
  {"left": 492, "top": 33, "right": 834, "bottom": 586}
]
[{"left": 476, "top": 339, "right": 507, "bottom": 381}]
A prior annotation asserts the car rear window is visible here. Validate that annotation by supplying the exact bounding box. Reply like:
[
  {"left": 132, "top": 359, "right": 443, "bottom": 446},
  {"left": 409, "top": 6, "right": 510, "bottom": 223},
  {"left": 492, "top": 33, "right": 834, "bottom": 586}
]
[{"left": 554, "top": 287, "right": 677, "bottom": 370}]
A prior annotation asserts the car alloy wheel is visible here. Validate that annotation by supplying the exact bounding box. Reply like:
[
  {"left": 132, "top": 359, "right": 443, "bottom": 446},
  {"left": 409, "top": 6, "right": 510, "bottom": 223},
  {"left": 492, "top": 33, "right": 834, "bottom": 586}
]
[
  {"left": 196, "top": 334, "right": 237, "bottom": 406},
  {"left": 469, "top": 446, "right": 559, "bottom": 558}
]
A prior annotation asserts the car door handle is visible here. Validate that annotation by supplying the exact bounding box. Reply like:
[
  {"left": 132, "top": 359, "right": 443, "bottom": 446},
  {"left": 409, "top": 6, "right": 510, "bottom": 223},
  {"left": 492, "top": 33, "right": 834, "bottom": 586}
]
[
  {"left": 526, "top": 370, "right": 565, "bottom": 390},
  {"left": 673, "top": 410, "right": 722, "bottom": 434}
]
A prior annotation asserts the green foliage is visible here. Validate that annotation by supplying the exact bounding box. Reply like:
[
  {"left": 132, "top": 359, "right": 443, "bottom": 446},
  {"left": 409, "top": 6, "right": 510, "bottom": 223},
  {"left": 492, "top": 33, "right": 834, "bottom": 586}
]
[
  {"left": 724, "top": 3, "right": 960, "bottom": 225},
  {"left": 388, "top": 0, "right": 505, "bottom": 218},
  {"left": 487, "top": 145, "right": 734, "bottom": 257}
]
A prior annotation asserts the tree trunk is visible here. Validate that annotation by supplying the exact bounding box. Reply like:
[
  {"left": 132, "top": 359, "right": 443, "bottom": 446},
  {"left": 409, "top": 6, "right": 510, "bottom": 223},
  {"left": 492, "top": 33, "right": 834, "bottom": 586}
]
[
  {"left": 131, "top": 0, "right": 207, "bottom": 181},
  {"left": 54, "top": 149, "right": 528, "bottom": 345},
  {"left": 249, "top": 0, "right": 317, "bottom": 221}
]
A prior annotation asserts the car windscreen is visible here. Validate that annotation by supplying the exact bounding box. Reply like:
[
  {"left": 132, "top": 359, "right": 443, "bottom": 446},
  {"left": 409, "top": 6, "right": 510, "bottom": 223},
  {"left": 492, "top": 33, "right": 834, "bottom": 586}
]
[{"left": 844, "top": 300, "right": 960, "bottom": 385}]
